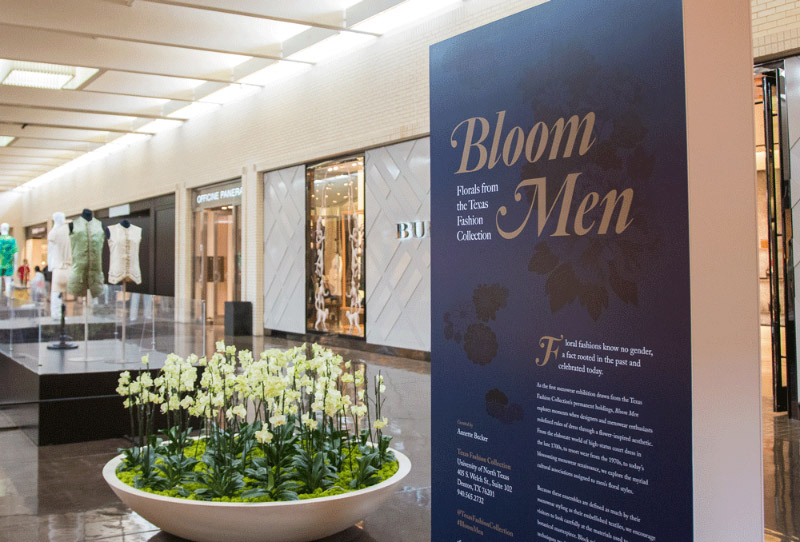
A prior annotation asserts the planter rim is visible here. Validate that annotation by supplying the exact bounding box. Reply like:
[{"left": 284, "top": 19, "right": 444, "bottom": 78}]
[{"left": 103, "top": 446, "right": 411, "bottom": 508}]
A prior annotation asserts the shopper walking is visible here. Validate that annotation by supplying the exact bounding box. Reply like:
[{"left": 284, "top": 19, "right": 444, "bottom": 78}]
[
  {"left": 30, "top": 266, "right": 45, "bottom": 304},
  {"left": 17, "top": 259, "right": 29, "bottom": 288}
]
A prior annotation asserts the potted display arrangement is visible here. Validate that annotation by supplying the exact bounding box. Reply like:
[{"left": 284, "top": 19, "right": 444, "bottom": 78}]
[{"left": 103, "top": 342, "right": 410, "bottom": 542}]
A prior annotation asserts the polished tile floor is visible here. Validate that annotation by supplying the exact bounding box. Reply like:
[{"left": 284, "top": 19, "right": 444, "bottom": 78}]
[
  {"left": 0, "top": 328, "right": 797, "bottom": 541},
  {"left": 0, "top": 335, "right": 431, "bottom": 542}
]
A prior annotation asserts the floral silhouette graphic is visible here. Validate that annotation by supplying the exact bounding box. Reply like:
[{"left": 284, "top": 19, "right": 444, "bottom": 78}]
[
  {"left": 515, "top": 43, "right": 658, "bottom": 321},
  {"left": 485, "top": 388, "right": 524, "bottom": 424},
  {"left": 444, "top": 283, "right": 509, "bottom": 366}
]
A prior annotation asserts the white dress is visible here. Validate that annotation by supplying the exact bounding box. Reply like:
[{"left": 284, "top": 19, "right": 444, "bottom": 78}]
[
  {"left": 107, "top": 224, "right": 142, "bottom": 285},
  {"left": 47, "top": 224, "right": 72, "bottom": 293}
]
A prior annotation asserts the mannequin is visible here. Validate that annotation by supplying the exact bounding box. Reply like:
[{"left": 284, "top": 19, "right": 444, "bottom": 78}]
[
  {"left": 48, "top": 212, "right": 71, "bottom": 319},
  {"left": 67, "top": 209, "right": 107, "bottom": 299},
  {"left": 68, "top": 209, "right": 111, "bottom": 238},
  {"left": 0, "top": 223, "right": 18, "bottom": 298},
  {"left": 108, "top": 219, "right": 142, "bottom": 353},
  {"left": 107, "top": 219, "right": 142, "bottom": 285}
]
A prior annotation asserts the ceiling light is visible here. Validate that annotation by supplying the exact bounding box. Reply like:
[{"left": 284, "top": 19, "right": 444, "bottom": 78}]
[
  {"left": 0, "top": 136, "right": 14, "bottom": 147},
  {"left": 0, "top": 61, "right": 98, "bottom": 90},
  {"left": 168, "top": 102, "right": 221, "bottom": 120},
  {"left": 287, "top": 32, "right": 375, "bottom": 64},
  {"left": 98, "top": 134, "right": 150, "bottom": 154},
  {"left": 353, "top": 0, "right": 463, "bottom": 34},
  {"left": 200, "top": 84, "right": 260, "bottom": 105},
  {"left": 238, "top": 61, "right": 311, "bottom": 86},
  {"left": 3, "top": 69, "right": 73, "bottom": 89},
  {"left": 136, "top": 119, "right": 183, "bottom": 134}
]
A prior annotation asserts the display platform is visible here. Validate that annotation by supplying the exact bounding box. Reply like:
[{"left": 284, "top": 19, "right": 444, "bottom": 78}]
[
  {"left": 0, "top": 293, "right": 206, "bottom": 446},
  {"left": 0, "top": 340, "right": 171, "bottom": 446}
]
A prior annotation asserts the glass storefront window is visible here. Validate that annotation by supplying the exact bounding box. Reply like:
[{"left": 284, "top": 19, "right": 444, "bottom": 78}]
[
  {"left": 192, "top": 181, "right": 242, "bottom": 324},
  {"left": 306, "top": 156, "right": 365, "bottom": 337}
]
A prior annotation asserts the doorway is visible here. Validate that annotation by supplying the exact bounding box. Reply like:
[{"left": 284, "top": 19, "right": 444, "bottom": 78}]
[
  {"left": 755, "top": 65, "right": 797, "bottom": 414},
  {"left": 193, "top": 204, "right": 241, "bottom": 324}
]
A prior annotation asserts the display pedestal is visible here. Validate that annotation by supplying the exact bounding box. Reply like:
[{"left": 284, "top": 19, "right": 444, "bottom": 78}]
[
  {"left": 121, "top": 281, "right": 127, "bottom": 361},
  {"left": 47, "top": 299, "right": 77, "bottom": 350}
]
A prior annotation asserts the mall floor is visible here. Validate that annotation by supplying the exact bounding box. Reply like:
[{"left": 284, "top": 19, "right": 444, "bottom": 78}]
[{"left": 0, "top": 328, "right": 796, "bottom": 541}]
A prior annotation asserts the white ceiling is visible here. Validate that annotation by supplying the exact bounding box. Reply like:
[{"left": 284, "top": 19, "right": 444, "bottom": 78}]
[{"left": 0, "top": 0, "right": 460, "bottom": 191}]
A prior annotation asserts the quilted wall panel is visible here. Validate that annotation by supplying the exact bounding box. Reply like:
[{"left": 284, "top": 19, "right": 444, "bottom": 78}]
[
  {"left": 263, "top": 165, "right": 306, "bottom": 334},
  {"left": 365, "top": 138, "right": 431, "bottom": 351}
]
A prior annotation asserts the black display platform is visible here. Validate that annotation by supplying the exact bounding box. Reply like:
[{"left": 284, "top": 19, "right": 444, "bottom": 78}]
[{"left": 0, "top": 341, "right": 169, "bottom": 446}]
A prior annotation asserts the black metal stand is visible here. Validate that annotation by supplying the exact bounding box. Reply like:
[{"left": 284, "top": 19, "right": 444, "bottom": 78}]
[{"left": 47, "top": 299, "right": 77, "bottom": 350}]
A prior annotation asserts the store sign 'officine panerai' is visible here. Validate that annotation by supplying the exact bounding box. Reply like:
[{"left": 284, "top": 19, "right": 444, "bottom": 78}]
[
  {"left": 193, "top": 179, "right": 242, "bottom": 210},
  {"left": 430, "top": 1, "right": 692, "bottom": 540}
]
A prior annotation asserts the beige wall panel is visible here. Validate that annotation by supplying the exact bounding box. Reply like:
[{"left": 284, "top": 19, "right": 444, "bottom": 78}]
[{"left": 685, "top": 0, "right": 764, "bottom": 539}]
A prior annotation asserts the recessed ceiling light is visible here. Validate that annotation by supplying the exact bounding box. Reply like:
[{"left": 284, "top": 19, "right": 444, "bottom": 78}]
[
  {"left": 288, "top": 32, "right": 375, "bottom": 64},
  {"left": 0, "top": 61, "right": 98, "bottom": 90},
  {"left": 3, "top": 69, "right": 73, "bottom": 89},
  {"left": 200, "top": 84, "right": 260, "bottom": 105},
  {"left": 136, "top": 119, "right": 183, "bottom": 134},
  {"left": 353, "top": 0, "right": 463, "bottom": 34},
  {"left": 0, "top": 136, "right": 14, "bottom": 147}
]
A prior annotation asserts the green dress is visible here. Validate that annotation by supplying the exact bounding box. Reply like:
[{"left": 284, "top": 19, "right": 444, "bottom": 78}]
[
  {"left": 0, "top": 235, "right": 17, "bottom": 276},
  {"left": 67, "top": 216, "right": 106, "bottom": 297}
]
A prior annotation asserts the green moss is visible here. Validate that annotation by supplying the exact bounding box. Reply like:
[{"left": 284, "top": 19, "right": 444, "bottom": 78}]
[{"left": 116, "top": 445, "right": 400, "bottom": 503}]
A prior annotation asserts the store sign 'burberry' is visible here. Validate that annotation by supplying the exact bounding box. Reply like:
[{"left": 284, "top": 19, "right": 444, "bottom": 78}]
[{"left": 397, "top": 221, "right": 430, "bottom": 240}]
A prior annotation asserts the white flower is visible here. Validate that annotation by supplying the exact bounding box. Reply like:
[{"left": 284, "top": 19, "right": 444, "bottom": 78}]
[
  {"left": 179, "top": 396, "right": 194, "bottom": 410},
  {"left": 301, "top": 413, "right": 318, "bottom": 430},
  {"left": 231, "top": 404, "right": 247, "bottom": 419},
  {"left": 374, "top": 417, "right": 388, "bottom": 430},
  {"left": 215, "top": 340, "right": 226, "bottom": 352},
  {"left": 141, "top": 354, "right": 150, "bottom": 365},
  {"left": 269, "top": 414, "right": 286, "bottom": 427},
  {"left": 351, "top": 404, "right": 367, "bottom": 418},
  {"left": 255, "top": 426, "right": 273, "bottom": 444},
  {"left": 140, "top": 373, "right": 153, "bottom": 388}
]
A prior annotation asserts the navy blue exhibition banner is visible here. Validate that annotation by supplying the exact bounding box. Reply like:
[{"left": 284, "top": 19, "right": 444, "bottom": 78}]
[{"left": 430, "top": 1, "right": 691, "bottom": 541}]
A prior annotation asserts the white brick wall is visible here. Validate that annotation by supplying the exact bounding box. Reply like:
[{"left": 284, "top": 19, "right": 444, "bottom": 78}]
[
  {"left": 752, "top": 0, "right": 800, "bottom": 59},
  {"left": 2, "top": 0, "right": 545, "bottom": 329}
]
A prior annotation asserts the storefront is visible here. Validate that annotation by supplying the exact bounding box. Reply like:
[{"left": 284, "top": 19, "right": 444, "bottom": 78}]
[
  {"left": 192, "top": 179, "right": 242, "bottom": 324},
  {"left": 93, "top": 194, "right": 176, "bottom": 297},
  {"left": 264, "top": 138, "right": 431, "bottom": 354},
  {"left": 24, "top": 223, "right": 48, "bottom": 274}
]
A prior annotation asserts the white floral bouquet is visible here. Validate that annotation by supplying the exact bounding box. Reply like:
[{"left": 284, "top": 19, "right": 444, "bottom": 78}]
[{"left": 114, "top": 342, "right": 395, "bottom": 502}]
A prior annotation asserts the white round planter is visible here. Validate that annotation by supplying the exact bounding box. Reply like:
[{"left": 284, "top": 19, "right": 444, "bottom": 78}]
[{"left": 103, "top": 449, "right": 411, "bottom": 542}]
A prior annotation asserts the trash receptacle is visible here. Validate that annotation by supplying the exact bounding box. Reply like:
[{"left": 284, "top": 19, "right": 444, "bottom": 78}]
[{"left": 224, "top": 301, "right": 252, "bottom": 336}]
